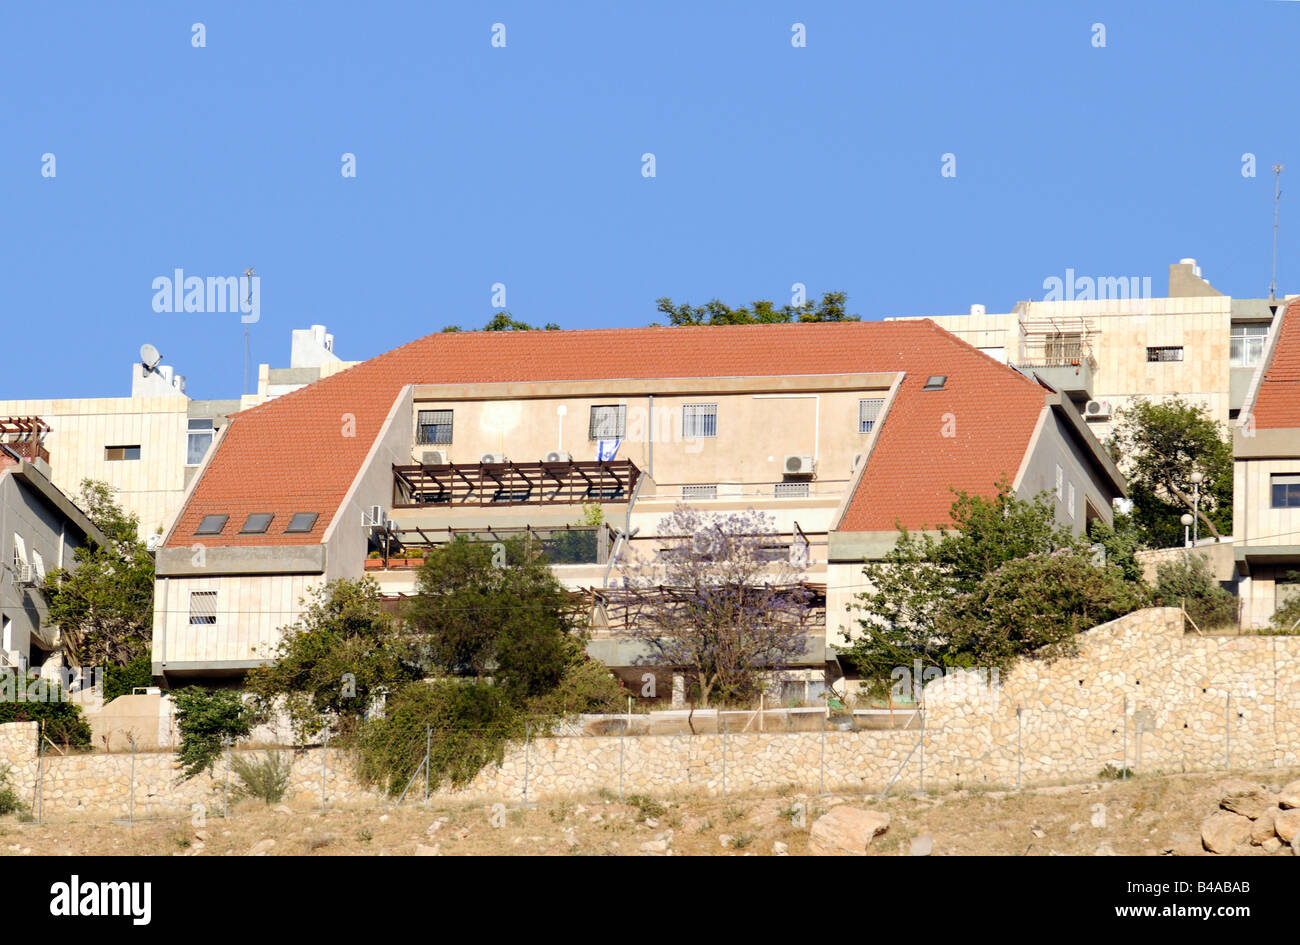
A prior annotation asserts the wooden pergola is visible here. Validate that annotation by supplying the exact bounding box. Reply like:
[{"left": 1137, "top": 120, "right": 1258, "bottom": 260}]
[
  {"left": 582, "top": 582, "right": 827, "bottom": 633},
  {"left": 392, "top": 458, "right": 641, "bottom": 508}
]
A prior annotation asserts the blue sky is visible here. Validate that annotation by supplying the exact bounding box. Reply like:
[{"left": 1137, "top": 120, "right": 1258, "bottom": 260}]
[{"left": 3, "top": 1, "right": 1298, "bottom": 399}]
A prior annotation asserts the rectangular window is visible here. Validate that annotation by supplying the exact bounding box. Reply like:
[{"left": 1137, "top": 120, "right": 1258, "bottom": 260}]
[
  {"left": 682, "top": 403, "right": 718, "bottom": 438},
  {"left": 1146, "top": 346, "right": 1184, "bottom": 363},
  {"left": 195, "top": 514, "right": 228, "bottom": 536},
  {"left": 189, "top": 591, "right": 217, "bottom": 626},
  {"left": 240, "top": 513, "right": 274, "bottom": 534},
  {"left": 858, "top": 398, "right": 885, "bottom": 434},
  {"left": 682, "top": 484, "right": 718, "bottom": 500},
  {"left": 1231, "top": 324, "right": 1268, "bottom": 367},
  {"left": 589, "top": 405, "right": 627, "bottom": 440},
  {"left": 1068, "top": 482, "right": 1076, "bottom": 520},
  {"left": 285, "top": 512, "right": 319, "bottom": 534},
  {"left": 1271, "top": 473, "right": 1300, "bottom": 509},
  {"left": 1055, "top": 464, "right": 1063, "bottom": 500},
  {"left": 11, "top": 534, "right": 25, "bottom": 572},
  {"left": 1045, "top": 332, "right": 1083, "bottom": 362},
  {"left": 31, "top": 551, "right": 44, "bottom": 581},
  {"left": 774, "top": 481, "right": 811, "bottom": 498},
  {"left": 105, "top": 445, "right": 141, "bottom": 461},
  {"left": 416, "top": 410, "right": 453, "bottom": 445},
  {"left": 186, "top": 418, "right": 214, "bottom": 466}
]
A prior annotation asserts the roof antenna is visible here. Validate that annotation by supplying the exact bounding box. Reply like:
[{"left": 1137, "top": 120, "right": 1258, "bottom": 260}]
[
  {"left": 243, "top": 267, "right": 255, "bottom": 394},
  {"left": 1271, "top": 165, "right": 1284, "bottom": 301}
]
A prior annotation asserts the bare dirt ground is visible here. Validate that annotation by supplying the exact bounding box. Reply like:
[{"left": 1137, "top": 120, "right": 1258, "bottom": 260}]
[{"left": 2, "top": 767, "right": 1297, "bottom": 856}]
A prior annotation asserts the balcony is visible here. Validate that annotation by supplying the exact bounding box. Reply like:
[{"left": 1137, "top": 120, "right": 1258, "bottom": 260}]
[
  {"left": 365, "top": 523, "right": 613, "bottom": 570},
  {"left": 393, "top": 458, "right": 641, "bottom": 508},
  {"left": 1018, "top": 355, "right": 1096, "bottom": 401},
  {"left": 0, "top": 417, "right": 51, "bottom": 466}
]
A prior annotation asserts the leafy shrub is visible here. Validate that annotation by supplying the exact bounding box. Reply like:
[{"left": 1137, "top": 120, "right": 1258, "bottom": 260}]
[
  {"left": 102, "top": 650, "right": 154, "bottom": 703},
  {"left": 172, "top": 688, "right": 252, "bottom": 779},
  {"left": 0, "top": 682, "right": 92, "bottom": 749},
  {"left": 0, "top": 763, "right": 26, "bottom": 816},
  {"left": 356, "top": 680, "right": 524, "bottom": 795},
  {"left": 230, "top": 752, "right": 291, "bottom": 805},
  {"left": 626, "top": 794, "right": 667, "bottom": 819},
  {"left": 1153, "top": 553, "right": 1238, "bottom": 631}
]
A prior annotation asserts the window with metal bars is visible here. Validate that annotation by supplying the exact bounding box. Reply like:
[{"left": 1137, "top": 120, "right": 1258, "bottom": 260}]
[
  {"left": 589, "top": 404, "right": 626, "bottom": 439},
  {"left": 189, "top": 591, "right": 217, "bottom": 626},
  {"left": 682, "top": 403, "right": 717, "bottom": 438},
  {"left": 1146, "top": 346, "right": 1183, "bottom": 363},
  {"left": 682, "top": 484, "right": 718, "bottom": 500},
  {"left": 416, "top": 410, "right": 453, "bottom": 445},
  {"left": 774, "top": 481, "right": 810, "bottom": 498},
  {"left": 858, "top": 397, "right": 885, "bottom": 434}
]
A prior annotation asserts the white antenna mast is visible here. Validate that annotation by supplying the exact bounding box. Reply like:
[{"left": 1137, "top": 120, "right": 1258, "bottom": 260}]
[
  {"left": 1271, "top": 165, "right": 1284, "bottom": 301},
  {"left": 243, "top": 267, "right": 255, "bottom": 394}
]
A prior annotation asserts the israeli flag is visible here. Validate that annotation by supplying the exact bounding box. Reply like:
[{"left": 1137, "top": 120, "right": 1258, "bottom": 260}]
[{"left": 596, "top": 438, "right": 621, "bottom": 461}]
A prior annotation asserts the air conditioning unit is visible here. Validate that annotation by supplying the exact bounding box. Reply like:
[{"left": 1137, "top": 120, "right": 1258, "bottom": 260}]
[
  {"left": 480, "top": 452, "right": 507, "bottom": 464},
  {"left": 545, "top": 450, "right": 571, "bottom": 463},
  {"left": 15, "top": 564, "right": 34, "bottom": 585},
  {"left": 421, "top": 450, "right": 449, "bottom": 465},
  {"left": 784, "top": 454, "right": 815, "bottom": 476},
  {"left": 362, "top": 505, "right": 388, "bottom": 528},
  {"left": 1084, "top": 399, "right": 1113, "bottom": 420}
]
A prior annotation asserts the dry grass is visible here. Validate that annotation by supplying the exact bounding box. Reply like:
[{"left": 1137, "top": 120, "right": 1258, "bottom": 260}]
[{"left": 1, "top": 766, "right": 1296, "bottom": 856}]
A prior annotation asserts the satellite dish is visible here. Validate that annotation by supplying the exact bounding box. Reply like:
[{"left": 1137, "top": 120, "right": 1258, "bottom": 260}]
[{"left": 140, "top": 344, "right": 162, "bottom": 370}]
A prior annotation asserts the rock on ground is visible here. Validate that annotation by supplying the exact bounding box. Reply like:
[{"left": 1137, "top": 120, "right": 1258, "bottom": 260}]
[
  {"left": 1278, "top": 780, "right": 1300, "bottom": 810},
  {"left": 1274, "top": 808, "right": 1300, "bottom": 844},
  {"left": 1201, "top": 811, "right": 1252, "bottom": 854},
  {"left": 809, "top": 807, "right": 890, "bottom": 856},
  {"left": 1250, "top": 807, "right": 1280, "bottom": 845},
  {"left": 1218, "top": 779, "right": 1273, "bottom": 820}
]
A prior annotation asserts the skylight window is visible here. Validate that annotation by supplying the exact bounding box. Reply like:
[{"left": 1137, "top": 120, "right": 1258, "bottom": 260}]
[
  {"left": 285, "top": 512, "right": 319, "bottom": 533},
  {"left": 923, "top": 376, "right": 947, "bottom": 391},
  {"left": 240, "top": 513, "right": 274, "bottom": 534},
  {"left": 195, "top": 514, "right": 228, "bottom": 536}
]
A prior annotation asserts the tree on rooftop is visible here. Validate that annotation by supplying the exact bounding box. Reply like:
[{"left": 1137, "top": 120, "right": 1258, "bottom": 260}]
[
  {"left": 617, "top": 504, "right": 815, "bottom": 708},
  {"left": 653, "top": 291, "right": 858, "bottom": 326},
  {"left": 1106, "top": 397, "right": 1232, "bottom": 548}
]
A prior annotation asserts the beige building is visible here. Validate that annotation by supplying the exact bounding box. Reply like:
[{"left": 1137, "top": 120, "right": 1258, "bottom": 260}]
[
  {"left": 0, "top": 325, "right": 353, "bottom": 540},
  {"left": 889, "top": 258, "right": 1284, "bottom": 443},
  {"left": 151, "top": 320, "right": 1124, "bottom": 690},
  {"left": 1233, "top": 297, "right": 1300, "bottom": 629}
]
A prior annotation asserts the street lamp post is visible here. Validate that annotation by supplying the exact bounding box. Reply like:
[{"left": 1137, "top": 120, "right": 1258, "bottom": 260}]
[
  {"left": 1189, "top": 470, "right": 1204, "bottom": 545},
  {"left": 1181, "top": 513, "right": 1194, "bottom": 549}
]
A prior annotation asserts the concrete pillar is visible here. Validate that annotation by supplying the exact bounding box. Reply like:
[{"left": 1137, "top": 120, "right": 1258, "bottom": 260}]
[{"left": 671, "top": 673, "right": 685, "bottom": 709}]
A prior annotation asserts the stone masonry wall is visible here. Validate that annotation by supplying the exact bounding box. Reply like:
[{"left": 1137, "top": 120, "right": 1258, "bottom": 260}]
[{"left": 1, "top": 608, "right": 1297, "bottom": 817}]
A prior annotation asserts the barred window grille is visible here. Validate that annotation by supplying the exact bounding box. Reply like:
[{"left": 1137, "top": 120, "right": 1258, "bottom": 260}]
[
  {"left": 417, "top": 410, "right": 454, "bottom": 445},
  {"left": 774, "top": 481, "right": 811, "bottom": 498},
  {"left": 682, "top": 403, "right": 717, "bottom": 438},
  {"left": 589, "top": 405, "right": 626, "bottom": 440},
  {"left": 682, "top": 484, "right": 718, "bottom": 500},
  {"left": 189, "top": 591, "right": 217, "bottom": 626},
  {"left": 858, "top": 397, "right": 885, "bottom": 434},
  {"left": 1146, "top": 346, "right": 1184, "bottom": 363}
]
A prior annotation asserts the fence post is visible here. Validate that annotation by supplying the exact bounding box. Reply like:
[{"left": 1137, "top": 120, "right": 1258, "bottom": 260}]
[
  {"left": 819, "top": 711, "right": 825, "bottom": 795},
  {"left": 523, "top": 722, "right": 531, "bottom": 803},
  {"left": 320, "top": 730, "right": 329, "bottom": 813},
  {"left": 1225, "top": 693, "right": 1231, "bottom": 771},
  {"left": 129, "top": 739, "right": 136, "bottom": 826},
  {"left": 1016, "top": 707, "right": 1022, "bottom": 791},
  {"left": 618, "top": 716, "right": 625, "bottom": 802},
  {"left": 36, "top": 724, "right": 44, "bottom": 825},
  {"left": 722, "top": 717, "right": 728, "bottom": 798},
  {"left": 1122, "top": 696, "right": 1128, "bottom": 779},
  {"left": 918, "top": 709, "right": 925, "bottom": 794},
  {"left": 223, "top": 742, "right": 230, "bottom": 819},
  {"left": 423, "top": 725, "right": 431, "bottom": 807}
]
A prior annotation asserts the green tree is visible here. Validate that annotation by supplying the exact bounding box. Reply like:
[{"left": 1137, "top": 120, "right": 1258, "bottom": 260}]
[
  {"left": 942, "top": 551, "right": 1147, "bottom": 670},
  {"left": 1107, "top": 397, "right": 1232, "bottom": 547},
  {"left": 171, "top": 687, "right": 252, "bottom": 778},
  {"left": 1087, "top": 512, "right": 1146, "bottom": 583},
  {"left": 653, "top": 291, "right": 857, "bottom": 326},
  {"left": 847, "top": 486, "right": 1145, "bottom": 686},
  {"left": 405, "top": 537, "right": 573, "bottom": 700},
  {"left": 246, "top": 578, "right": 414, "bottom": 743},
  {"left": 0, "top": 683, "right": 92, "bottom": 749},
  {"left": 442, "top": 312, "right": 561, "bottom": 333},
  {"left": 1151, "top": 553, "right": 1238, "bottom": 631},
  {"left": 42, "top": 480, "right": 155, "bottom": 669}
]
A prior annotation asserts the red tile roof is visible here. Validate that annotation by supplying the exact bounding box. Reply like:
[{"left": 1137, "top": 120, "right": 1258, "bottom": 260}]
[
  {"left": 1252, "top": 298, "right": 1300, "bottom": 430},
  {"left": 168, "top": 320, "right": 1050, "bottom": 548}
]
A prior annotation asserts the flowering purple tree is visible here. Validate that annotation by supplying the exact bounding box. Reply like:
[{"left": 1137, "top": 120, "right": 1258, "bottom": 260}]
[{"left": 616, "top": 504, "right": 815, "bottom": 707}]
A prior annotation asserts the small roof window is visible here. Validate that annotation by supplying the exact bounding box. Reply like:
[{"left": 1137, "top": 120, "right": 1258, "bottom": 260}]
[
  {"left": 240, "top": 513, "right": 275, "bottom": 534},
  {"left": 923, "top": 375, "right": 947, "bottom": 391},
  {"left": 195, "top": 514, "right": 228, "bottom": 536},
  {"left": 285, "top": 512, "right": 319, "bottom": 534}
]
